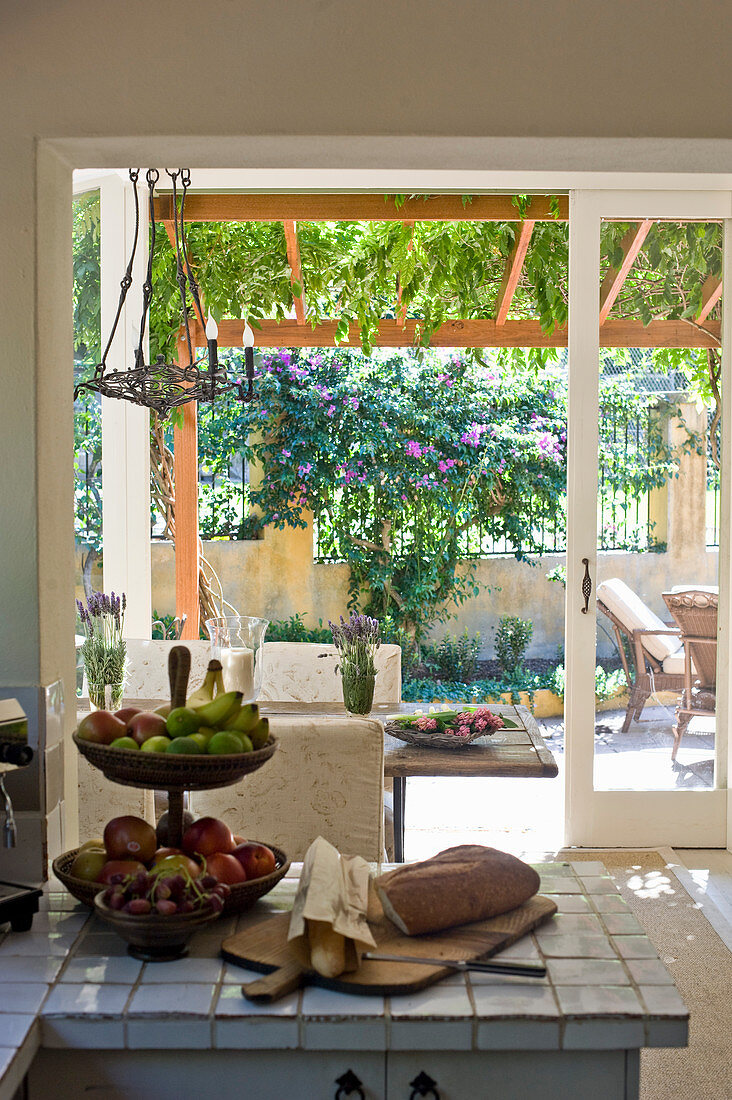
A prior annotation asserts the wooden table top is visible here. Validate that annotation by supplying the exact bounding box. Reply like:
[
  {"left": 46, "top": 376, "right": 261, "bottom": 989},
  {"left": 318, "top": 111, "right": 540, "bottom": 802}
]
[{"left": 81, "top": 700, "right": 558, "bottom": 782}]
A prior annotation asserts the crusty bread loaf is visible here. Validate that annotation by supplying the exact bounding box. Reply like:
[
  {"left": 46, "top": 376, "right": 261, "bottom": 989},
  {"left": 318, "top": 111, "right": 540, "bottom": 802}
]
[{"left": 375, "top": 845, "right": 540, "bottom": 935}]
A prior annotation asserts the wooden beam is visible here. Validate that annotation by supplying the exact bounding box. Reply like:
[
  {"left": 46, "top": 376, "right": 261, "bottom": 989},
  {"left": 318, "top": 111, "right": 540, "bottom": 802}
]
[
  {"left": 598, "top": 220, "right": 653, "bottom": 324},
  {"left": 697, "top": 274, "right": 723, "bottom": 321},
  {"left": 173, "top": 334, "right": 200, "bottom": 640},
  {"left": 154, "top": 193, "right": 569, "bottom": 224},
  {"left": 495, "top": 220, "right": 535, "bottom": 325},
  {"left": 189, "top": 316, "right": 721, "bottom": 350},
  {"left": 283, "top": 220, "right": 306, "bottom": 323}
]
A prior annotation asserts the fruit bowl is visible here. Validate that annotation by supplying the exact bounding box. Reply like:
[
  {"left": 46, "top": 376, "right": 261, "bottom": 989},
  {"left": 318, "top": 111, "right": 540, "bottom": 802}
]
[
  {"left": 53, "top": 841, "right": 291, "bottom": 915},
  {"left": 93, "top": 892, "right": 221, "bottom": 961},
  {"left": 72, "top": 733, "right": 277, "bottom": 790}
]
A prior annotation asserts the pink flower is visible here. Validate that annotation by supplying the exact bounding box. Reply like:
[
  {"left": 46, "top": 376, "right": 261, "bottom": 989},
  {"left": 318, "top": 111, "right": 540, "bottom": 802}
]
[
  {"left": 326, "top": 405, "right": 336, "bottom": 417},
  {"left": 405, "top": 440, "right": 423, "bottom": 458}
]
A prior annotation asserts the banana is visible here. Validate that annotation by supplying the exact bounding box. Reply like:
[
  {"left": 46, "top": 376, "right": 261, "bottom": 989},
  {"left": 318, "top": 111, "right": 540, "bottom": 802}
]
[
  {"left": 192, "top": 690, "right": 243, "bottom": 727},
  {"left": 224, "top": 703, "right": 260, "bottom": 734},
  {"left": 186, "top": 661, "right": 225, "bottom": 709},
  {"left": 249, "top": 717, "right": 270, "bottom": 750}
]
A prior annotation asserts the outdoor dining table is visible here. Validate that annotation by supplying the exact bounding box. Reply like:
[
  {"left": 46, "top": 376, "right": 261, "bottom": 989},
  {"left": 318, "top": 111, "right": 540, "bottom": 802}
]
[{"left": 261, "top": 701, "right": 559, "bottom": 862}]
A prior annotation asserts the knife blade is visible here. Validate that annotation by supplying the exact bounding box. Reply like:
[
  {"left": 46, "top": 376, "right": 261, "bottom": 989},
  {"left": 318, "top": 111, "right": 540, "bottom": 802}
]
[{"left": 362, "top": 952, "right": 546, "bottom": 978}]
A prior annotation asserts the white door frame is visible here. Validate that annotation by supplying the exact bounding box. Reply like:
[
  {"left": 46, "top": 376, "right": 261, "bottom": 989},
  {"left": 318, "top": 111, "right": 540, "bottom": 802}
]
[{"left": 565, "top": 189, "right": 732, "bottom": 848}]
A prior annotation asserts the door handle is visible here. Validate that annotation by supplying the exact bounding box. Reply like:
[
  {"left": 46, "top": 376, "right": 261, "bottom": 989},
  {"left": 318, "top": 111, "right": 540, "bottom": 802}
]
[
  {"left": 581, "top": 558, "right": 592, "bottom": 614},
  {"left": 334, "top": 1069, "right": 365, "bottom": 1099},
  {"left": 409, "top": 1070, "right": 440, "bottom": 1098}
]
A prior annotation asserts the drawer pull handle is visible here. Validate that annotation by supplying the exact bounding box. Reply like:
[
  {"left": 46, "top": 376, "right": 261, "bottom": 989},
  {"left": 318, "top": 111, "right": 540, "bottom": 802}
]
[
  {"left": 335, "top": 1069, "right": 365, "bottom": 1099},
  {"left": 581, "top": 557, "right": 592, "bottom": 614},
  {"left": 409, "top": 1070, "right": 440, "bottom": 1099}
]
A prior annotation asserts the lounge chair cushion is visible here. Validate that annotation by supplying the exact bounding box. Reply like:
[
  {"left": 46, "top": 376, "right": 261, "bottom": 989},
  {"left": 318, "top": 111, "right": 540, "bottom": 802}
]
[
  {"left": 597, "top": 578, "right": 682, "bottom": 664},
  {"left": 661, "top": 647, "right": 696, "bottom": 676}
]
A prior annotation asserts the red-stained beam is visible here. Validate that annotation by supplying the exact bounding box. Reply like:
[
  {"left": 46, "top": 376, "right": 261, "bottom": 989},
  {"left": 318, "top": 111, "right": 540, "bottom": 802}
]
[
  {"left": 495, "top": 220, "right": 535, "bottom": 325},
  {"left": 599, "top": 220, "right": 653, "bottom": 324}
]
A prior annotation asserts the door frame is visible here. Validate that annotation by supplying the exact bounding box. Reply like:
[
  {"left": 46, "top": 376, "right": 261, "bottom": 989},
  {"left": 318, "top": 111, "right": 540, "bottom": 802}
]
[{"left": 564, "top": 189, "right": 732, "bottom": 847}]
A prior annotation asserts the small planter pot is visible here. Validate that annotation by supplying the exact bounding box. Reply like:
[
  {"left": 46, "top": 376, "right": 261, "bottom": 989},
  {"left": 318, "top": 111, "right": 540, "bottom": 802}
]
[
  {"left": 341, "top": 666, "right": 376, "bottom": 716},
  {"left": 87, "top": 680, "right": 124, "bottom": 711}
]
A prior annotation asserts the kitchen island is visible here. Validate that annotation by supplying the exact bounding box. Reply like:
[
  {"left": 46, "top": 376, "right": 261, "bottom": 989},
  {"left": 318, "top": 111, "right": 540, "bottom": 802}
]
[{"left": 0, "top": 861, "right": 687, "bottom": 1100}]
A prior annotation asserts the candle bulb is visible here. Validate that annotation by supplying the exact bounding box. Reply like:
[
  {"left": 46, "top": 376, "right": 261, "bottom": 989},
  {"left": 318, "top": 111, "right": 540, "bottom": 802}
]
[
  {"left": 206, "top": 313, "right": 219, "bottom": 370},
  {"left": 242, "top": 322, "right": 255, "bottom": 399}
]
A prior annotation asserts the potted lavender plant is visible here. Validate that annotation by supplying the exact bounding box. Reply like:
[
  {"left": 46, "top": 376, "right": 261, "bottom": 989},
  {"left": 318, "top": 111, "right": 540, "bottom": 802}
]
[
  {"left": 330, "top": 612, "right": 381, "bottom": 715},
  {"left": 77, "top": 592, "right": 127, "bottom": 710}
]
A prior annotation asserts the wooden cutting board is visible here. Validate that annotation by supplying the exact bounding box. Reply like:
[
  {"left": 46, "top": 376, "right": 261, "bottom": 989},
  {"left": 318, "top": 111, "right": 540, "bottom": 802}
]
[{"left": 222, "top": 893, "right": 556, "bottom": 1002}]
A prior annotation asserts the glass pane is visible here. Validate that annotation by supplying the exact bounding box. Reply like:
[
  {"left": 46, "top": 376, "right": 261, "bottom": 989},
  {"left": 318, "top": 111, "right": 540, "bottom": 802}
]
[{"left": 593, "top": 218, "right": 721, "bottom": 791}]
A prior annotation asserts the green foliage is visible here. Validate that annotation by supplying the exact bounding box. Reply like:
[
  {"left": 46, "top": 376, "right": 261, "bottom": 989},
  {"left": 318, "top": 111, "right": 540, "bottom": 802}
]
[
  {"left": 424, "top": 630, "right": 481, "bottom": 681},
  {"left": 265, "top": 613, "right": 332, "bottom": 644},
  {"left": 495, "top": 616, "right": 533, "bottom": 673},
  {"left": 402, "top": 664, "right": 625, "bottom": 704}
]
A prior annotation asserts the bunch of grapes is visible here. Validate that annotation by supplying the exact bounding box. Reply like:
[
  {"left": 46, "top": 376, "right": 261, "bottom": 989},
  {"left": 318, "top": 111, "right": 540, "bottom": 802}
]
[{"left": 101, "top": 863, "right": 230, "bottom": 916}]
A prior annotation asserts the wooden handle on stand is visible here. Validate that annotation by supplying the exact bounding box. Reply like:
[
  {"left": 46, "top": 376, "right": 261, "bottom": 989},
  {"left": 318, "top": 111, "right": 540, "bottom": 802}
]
[
  {"left": 168, "top": 646, "right": 191, "bottom": 709},
  {"left": 241, "top": 958, "right": 307, "bottom": 1003}
]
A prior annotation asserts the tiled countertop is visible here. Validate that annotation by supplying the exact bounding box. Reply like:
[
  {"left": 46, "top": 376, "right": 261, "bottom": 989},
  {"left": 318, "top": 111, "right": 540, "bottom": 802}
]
[{"left": 0, "top": 862, "right": 688, "bottom": 1097}]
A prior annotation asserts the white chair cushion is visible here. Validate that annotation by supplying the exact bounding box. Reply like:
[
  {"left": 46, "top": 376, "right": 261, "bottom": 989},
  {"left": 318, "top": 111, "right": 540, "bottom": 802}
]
[
  {"left": 661, "top": 647, "right": 696, "bottom": 676},
  {"left": 120, "top": 640, "right": 212, "bottom": 701},
  {"left": 192, "top": 715, "right": 384, "bottom": 861},
  {"left": 597, "top": 578, "right": 682, "bottom": 664}
]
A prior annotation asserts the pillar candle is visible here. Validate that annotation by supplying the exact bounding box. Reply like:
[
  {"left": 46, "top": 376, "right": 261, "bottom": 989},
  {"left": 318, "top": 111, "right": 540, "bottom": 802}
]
[{"left": 220, "top": 646, "right": 255, "bottom": 701}]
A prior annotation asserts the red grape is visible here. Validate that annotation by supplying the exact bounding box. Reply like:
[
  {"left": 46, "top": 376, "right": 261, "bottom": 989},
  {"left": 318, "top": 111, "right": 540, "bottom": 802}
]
[
  {"left": 124, "top": 898, "right": 151, "bottom": 915},
  {"left": 154, "top": 899, "right": 177, "bottom": 915}
]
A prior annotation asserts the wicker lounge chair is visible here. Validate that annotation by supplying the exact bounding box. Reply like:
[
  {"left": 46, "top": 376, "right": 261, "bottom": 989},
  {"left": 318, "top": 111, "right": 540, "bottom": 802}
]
[
  {"left": 662, "top": 589, "right": 718, "bottom": 762},
  {"left": 596, "top": 578, "right": 684, "bottom": 733}
]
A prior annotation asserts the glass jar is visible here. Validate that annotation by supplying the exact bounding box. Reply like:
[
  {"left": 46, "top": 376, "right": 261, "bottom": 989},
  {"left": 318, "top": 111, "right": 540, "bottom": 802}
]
[{"left": 205, "top": 616, "right": 269, "bottom": 703}]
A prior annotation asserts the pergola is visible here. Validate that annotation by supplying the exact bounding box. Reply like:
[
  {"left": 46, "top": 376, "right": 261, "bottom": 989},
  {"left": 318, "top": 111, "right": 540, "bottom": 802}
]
[{"left": 151, "top": 192, "right": 721, "bottom": 637}]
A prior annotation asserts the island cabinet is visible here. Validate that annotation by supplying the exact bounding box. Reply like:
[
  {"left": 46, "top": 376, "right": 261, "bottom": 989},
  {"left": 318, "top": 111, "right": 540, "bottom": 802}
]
[{"left": 1, "top": 862, "right": 687, "bottom": 1100}]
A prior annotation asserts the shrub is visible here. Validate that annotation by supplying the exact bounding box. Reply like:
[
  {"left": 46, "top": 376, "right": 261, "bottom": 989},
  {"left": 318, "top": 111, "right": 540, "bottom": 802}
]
[
  {"left": 495, "top": 616, "right": 533, "bottom": 673},
  {"left": 424, "top": 629, "right": 481, "bottom": 681},
  {"left": 265, "top": 613, "right": 332, "bottom": 644}
]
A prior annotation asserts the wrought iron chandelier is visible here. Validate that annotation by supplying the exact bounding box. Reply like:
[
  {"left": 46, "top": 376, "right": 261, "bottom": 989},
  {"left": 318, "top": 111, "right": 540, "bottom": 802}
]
[{"left": 74, "top": 168, "right": 256, "bottom": 417}]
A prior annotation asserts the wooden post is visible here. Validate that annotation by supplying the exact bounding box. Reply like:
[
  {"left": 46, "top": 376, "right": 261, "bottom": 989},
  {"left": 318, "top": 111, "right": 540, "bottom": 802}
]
[{"left": 173, "top": 333, "right": 200, "bottom": 639}]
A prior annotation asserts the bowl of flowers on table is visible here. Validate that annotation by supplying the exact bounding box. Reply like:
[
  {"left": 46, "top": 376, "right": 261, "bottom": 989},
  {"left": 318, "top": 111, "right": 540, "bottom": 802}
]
[{"left": 385, "top": 706, "right": 514, "bottom": 749}]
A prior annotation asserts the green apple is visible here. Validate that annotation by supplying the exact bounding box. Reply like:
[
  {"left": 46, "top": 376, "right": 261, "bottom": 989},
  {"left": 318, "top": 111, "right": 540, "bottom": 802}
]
[
  {"left": 109, "top": 736, "right": 139, "bottom": 751},
  {"left": 140, "top": 735, "right": 172, "bottom": 753}
]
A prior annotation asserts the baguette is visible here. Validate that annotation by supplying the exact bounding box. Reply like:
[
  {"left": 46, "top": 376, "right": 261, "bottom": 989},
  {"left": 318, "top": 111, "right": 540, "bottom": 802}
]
[
  {"left": 307, "top": 918, "right": 348, "bottom": 978},
  {"left": 375, "top": 845, "right": 540, "bottom": 935}
]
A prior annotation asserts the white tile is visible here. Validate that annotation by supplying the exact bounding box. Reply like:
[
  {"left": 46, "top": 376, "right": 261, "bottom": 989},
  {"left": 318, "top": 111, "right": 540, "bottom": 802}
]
[
  {"left": 639, "top": 985, "right": 688, "bottom": 1016},
  {"left": 469, "top": 971, "right": 549, "bottom": 987},
  {"left": 28, "top": 912, "right": 88, "bottom": 936},
  {"left": 0, "top": 1014, "right": 35, "bottom": 1046},
  {"left": 613, "top": 935, "right": 659, "bottom": 960},
  {"left": 126, "top": 983, "right": 215, "bottom": 1016},
  {"left": 222, "top": 963, "right": 266, "bottom": 985},
  {"left": 139, "top": 958, "right": 223, "bottom": 984},
  {"left": 591, "top": 895, "right": 629, "bottom": 913},
  {"left": 626, "top": 959, "right": 674, "bottom": 985},
  {"left": 214, "top": 1016, "right": 299, "bottom": 1050},
  {"left": 126, "top": 1018, "right": 213, "bottom": 1050},
  {"left": 72, "top": 935, "right": 129, "bottom": 958},
  {"left": 555, "top": 985, "right": 644, "bottom": 1016},
  {"left": 533, "top": 863, "right": 574, "bottom": 876},
  {"left": 389, "top": 985, "right": 474, "bottom": 1018},
  {"left": 563, "top": 1018, "right": 645, "bottom": 1049},
  {"left": 476, "top": 1019, "right": 560, "bottom": 1050},
  {"left": 302, "top": 986, "right": 386, "bottom": 1017},
  {"left": 535, "top": 933, "right": 617, "bottom": 959},
  {"left": 59, "top": 956, "right": 142, "bottom": 984},
  {"left": 492, "top": 939, "right": 542, "bottom": 963},
  {"left": 303, "top": 1017, "right": 387, "bottom": 1050},
  {"left": 0, "top": 933, "right": 75, "bottom": 957},
  {"left": 42, "top": 984, "right": 131, "bottom": 1016},
  {"left": 42, "top": 1017, "right": 125, "bottom": 1050},
  {"left": 568, "top": 861, "right": 609, "bottom": 876},
  {"left": 537, "top": 914, "right": 603, "bottom": 936},
  {"left": 471, "top": 985, "right": 559, "bottom": 1018},
  {"left": 0, "top": 957, "right": 64, "bottom": 982},
  {"left": 38, "top": 895, "right": 87, "bottom": 913},
  {"left": 0, "top": 984, "right": 48, "bottom": 1014},
  {"left": 215, "top": 985, "right": 299, "bottom": 1018},
  {"left": 545, "top": 894, "right": 592, "bottom": 914},
  {"left": 577, "top": 877, "right": 618, "bottom": 895},
  {"left": 601, "top": 913, "right": 645, "bottom": 935},
  {"left": 388, "top": 1018, "right": 473, "bottom": 1051},
  {"left": 538, "top": 877, "right": 582, "bottom": 894},
  {"left": 0, "top": 1048, "right": 14, "bottom": 1075},
  {"left": 547, "top": 959, "right": 629, "bottom": 986}
]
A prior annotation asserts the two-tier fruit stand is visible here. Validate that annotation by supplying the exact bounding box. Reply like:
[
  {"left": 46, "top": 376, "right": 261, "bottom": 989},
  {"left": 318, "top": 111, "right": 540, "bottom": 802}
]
[{"left": 55, "top": 646, "right": 290, "bottom": 914}]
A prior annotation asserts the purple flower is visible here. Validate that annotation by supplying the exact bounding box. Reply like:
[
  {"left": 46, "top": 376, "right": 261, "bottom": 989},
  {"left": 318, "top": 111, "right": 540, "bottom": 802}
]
[
  {"left": 326, "top": 405, "right": 336, "bottom": 418},
  {"left": 405, "top": 440, "right": 423, "bottom": 458}
]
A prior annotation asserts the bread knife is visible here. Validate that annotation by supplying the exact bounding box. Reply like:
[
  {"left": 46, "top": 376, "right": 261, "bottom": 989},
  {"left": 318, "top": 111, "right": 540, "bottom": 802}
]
[{"left": 362, "top": 953, "right": 546, "bottom": 978}]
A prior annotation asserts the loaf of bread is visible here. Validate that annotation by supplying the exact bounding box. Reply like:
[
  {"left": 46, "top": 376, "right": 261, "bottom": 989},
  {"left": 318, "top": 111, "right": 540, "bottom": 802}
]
[
  {"left": 307, "top": 919, "right": 348, "bottom": 978},
  {"left": 375, "top": 845, "right": 540, "bottom": 935}
]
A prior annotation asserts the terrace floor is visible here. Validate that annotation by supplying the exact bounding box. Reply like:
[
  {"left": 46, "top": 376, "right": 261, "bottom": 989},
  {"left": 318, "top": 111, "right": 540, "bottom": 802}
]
[{"left": 402, "top": 705, "right": 716, "bottom": 863}]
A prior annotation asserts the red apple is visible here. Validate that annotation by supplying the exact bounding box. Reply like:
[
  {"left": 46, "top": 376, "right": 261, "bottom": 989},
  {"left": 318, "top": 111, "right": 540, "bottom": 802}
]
[
  {"left": 206, "top": 852, "right": 247, "bottom": 885},
  {"left": 96, "top": 859, "right": 147, "bottom": 884},
  {"left": 114, "top": 706, "right": 142, "bottom": 724},
  {"left": 127, "top": 711, "right": 168, "bottom": 745},
  {"left": 182, "top": 817, "right": 235, "bottom": 858},
  {"left": 232, "top": 841, "right": 277, "bottom": 880},
  {"left": 104, "top": 815, "right": 157, "bottom": 863},
  {"left": 77, "top": 710, "right": 127, "bottom": 745},
  {"left": 156, "top": 810, "right": 195, "bottom": 847}
]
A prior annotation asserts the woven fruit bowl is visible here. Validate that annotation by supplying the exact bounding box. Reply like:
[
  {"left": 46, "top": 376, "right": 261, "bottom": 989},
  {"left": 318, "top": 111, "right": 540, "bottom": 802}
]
[
  {"left": 72, "top": 732, "right": 277, "bottom": 791},
  {"left": 385, "top": 722, "right": 492, "bottom": 749},
  {"left": 93, "top": 892, "right": 221, "bottom": 962},
  {"left": 53, "top": 842, "right": 290, "bottom": 917}
]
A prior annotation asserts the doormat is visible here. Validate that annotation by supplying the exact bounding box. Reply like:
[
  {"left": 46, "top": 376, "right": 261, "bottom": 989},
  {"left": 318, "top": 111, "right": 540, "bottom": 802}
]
[{"left": 558, "top": 848, "right": 732, "bottom": 1100}]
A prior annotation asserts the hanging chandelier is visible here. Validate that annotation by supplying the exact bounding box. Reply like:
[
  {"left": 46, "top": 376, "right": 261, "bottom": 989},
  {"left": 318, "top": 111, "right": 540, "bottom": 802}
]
[{"left": 74, "top": 168, "right": 256, "bottom": 417}]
